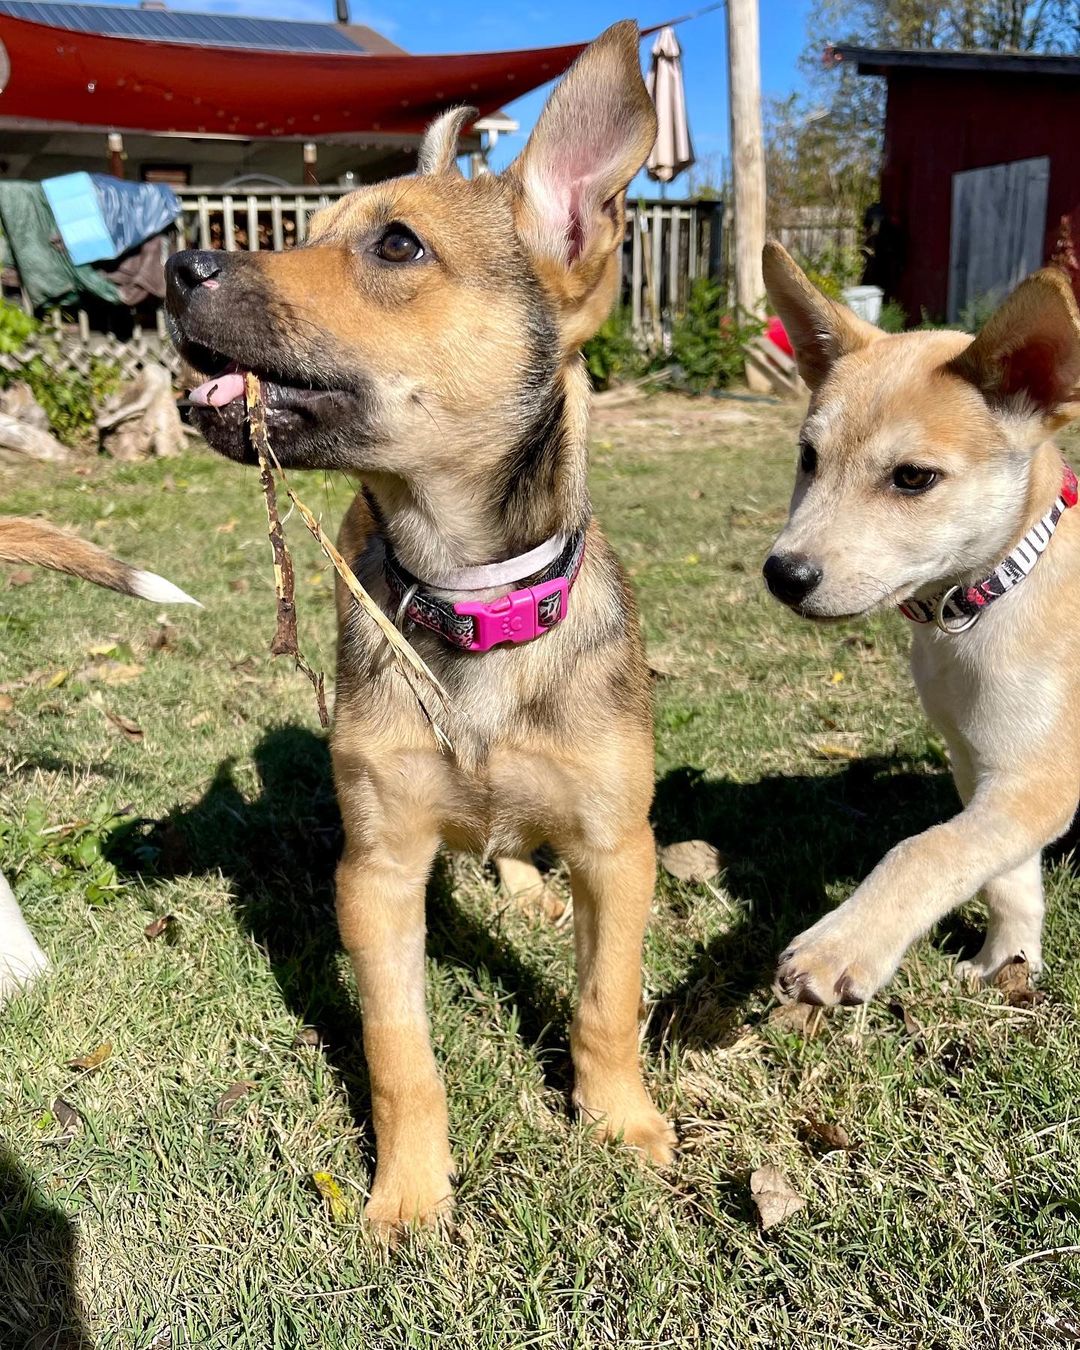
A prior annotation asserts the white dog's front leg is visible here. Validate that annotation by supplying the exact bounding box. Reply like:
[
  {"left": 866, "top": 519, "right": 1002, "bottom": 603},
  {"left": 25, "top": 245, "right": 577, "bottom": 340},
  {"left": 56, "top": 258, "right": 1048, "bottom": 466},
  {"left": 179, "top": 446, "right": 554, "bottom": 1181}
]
[
  {"left": 0, "top": 873, "right": 49, "bottom": 1002},
  {"left": 775, "top": 768, "right": 1074, "bottom": 1005}
]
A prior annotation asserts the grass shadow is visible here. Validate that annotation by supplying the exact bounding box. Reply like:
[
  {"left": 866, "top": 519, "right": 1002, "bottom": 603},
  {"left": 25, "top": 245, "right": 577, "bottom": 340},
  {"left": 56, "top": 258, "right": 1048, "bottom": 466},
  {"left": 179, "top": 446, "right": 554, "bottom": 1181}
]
[
  {"left": 650, "top": 757, "right": 959, "bottom": 1047},
  {"left": 0, "top": 1142, "right": 92, "bottom": 1350}
]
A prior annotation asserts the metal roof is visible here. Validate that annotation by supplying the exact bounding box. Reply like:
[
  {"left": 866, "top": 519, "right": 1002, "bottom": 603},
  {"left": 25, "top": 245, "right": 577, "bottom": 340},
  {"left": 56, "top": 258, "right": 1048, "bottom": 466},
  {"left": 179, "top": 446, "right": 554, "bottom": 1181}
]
[
  {"left": 830, "top": 44, "right": 1080, "bottom": 78},
  {"left": 0, "top": 2, "right": 367, "bottom": 53}
]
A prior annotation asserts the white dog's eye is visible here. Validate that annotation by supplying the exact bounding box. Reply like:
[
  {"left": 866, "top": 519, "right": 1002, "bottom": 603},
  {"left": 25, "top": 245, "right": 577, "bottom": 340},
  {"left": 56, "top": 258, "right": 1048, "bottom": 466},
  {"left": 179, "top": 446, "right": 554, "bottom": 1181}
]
[
  {"left": 799, "top": 440, "right": 817, "bottom": 474},
  {"left": 892, "top": 464, "right": 938, "bottom": 493}
]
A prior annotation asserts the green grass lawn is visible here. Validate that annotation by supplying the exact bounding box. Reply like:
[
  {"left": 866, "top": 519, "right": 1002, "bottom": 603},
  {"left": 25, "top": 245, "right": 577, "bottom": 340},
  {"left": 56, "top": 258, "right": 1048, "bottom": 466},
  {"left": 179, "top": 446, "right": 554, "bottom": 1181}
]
[{"left": 2, "top": 393, "right": 1080, "bottom": 1349}]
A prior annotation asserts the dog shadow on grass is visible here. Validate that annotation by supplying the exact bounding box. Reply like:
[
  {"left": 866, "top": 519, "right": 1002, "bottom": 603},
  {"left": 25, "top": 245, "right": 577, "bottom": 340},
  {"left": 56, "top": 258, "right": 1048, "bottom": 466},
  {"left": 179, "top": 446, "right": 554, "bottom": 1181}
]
[
  {"left": 0, "top": 1143, "right": 92, "bottom": 1350},
  {"left": 107, "top": 723, "right": 577, "bottom": 1128},
  {"left": 109, "top": 724, "right": 969, "bottom": 1118},
  {"left": 650, "top": 757, "right": 959, "bottom": 1048}
]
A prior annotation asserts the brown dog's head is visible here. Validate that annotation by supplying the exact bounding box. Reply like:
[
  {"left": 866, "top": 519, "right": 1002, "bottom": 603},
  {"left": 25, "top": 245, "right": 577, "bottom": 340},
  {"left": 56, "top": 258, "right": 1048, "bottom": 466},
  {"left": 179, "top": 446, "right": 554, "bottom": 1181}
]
[
  {"left": 166, "top": 20, "right": 655, "bottom": 517},
  {"left": 760, "top": 242, "right": 1080, "bottom": 620}
]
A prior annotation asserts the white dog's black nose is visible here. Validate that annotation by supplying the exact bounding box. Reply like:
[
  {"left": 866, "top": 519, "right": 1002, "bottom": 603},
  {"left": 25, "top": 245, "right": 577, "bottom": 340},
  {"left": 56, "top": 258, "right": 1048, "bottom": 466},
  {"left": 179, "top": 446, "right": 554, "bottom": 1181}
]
[{"left": 763, "top": 553, "right": 823, "bottom": 607}]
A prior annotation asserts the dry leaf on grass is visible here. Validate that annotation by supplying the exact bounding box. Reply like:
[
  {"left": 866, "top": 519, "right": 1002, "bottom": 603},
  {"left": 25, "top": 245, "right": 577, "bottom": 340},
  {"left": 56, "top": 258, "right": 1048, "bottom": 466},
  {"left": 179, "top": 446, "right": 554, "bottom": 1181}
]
[
  {"left": 292, "top": 1027, "right": 321, "bottom": 1050},
  {"left": 103, "top": 708, "right": 144, "bottom": 742},
  {"left": 887, "top": 999, "right": 924, "bottom": 1039},
  {"left": 993, "top": 956, "right": 1045, "bottom": 1007},
  {"left": 67, "top": 1041, "right": 112, "bottom": 1071},
  {"left": 7, "top": 567, "right": 34, "bottom": 587},
  {"left": 798, "top": 1115, "right": 853, "bottom": 1151},
  {"left": 144, "top": 914, "right": 176, "bottom": 941},
  {"left": 811, "top": 742, "right": 860, "bottom": 761},
  {"left": 312, "top": 1171, "right": 352, "bottom": 1223},
  {"left": 750, "top": 1164, "right": 806, "bottom": 1231},
  {"left": 768, "top": 1002, "right": 826, "bottom": 1039},
  {"left": 0, "top": 693, "right": 12, "bottom": 713},
  {"left": 214, "top": 1080, "right": 256, "bottom": 1118},
  {"left": 659, "top": 840, "right": 723, "bottom": 883},
  {"left": 82, "top": 661, "right": 145, "bottom": 686},
  {"left": 187, "top": 710, "right": 212, "bottom": 729},
  {"left": 51, "top": 1096, "right": 81, "bottom": 1136},
  {"left": 228, "top": 577, "right": 250, "bottom": 594}
]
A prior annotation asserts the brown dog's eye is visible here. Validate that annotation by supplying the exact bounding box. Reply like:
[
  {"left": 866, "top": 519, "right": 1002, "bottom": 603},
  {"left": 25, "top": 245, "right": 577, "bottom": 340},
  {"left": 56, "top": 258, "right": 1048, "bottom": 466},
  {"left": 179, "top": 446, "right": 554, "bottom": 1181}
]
[
  {"left": 799, "top": 441, "right": 817, "bottom": 475},
  {"left": 892, "top": 464, "right": 938, "bottom": 493},
  {"left": 374, "top": 225, "right": 425, "bottom": 263}
]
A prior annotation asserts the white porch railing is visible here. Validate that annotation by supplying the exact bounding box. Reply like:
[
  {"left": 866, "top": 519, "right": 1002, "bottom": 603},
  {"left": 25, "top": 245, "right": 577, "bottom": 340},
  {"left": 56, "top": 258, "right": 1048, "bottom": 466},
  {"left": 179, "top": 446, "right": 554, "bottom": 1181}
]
[
  {"left": 12, "top": 190, "right": 725, "bottom": 350},
  {"left": 174, "top": 188, "right": 726, "bottom": 340}
]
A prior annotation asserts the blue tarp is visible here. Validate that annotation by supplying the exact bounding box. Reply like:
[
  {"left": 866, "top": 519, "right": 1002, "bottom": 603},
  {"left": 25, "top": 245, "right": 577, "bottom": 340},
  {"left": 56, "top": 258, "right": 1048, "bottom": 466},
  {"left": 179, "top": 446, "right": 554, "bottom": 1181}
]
[{"left": 42, "top": 172, "right": 180, "bottom": 266}]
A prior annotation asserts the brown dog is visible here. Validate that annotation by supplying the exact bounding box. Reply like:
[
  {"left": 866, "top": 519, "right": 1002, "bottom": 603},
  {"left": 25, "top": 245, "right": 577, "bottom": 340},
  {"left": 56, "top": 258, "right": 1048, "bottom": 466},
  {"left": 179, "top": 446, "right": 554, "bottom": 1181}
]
[
  {"left": 165, "top": 21, "right": 675, "bottom": 1231},
  {"left": 762, "top": 242, "right": 1080, "bottom": 1007}
]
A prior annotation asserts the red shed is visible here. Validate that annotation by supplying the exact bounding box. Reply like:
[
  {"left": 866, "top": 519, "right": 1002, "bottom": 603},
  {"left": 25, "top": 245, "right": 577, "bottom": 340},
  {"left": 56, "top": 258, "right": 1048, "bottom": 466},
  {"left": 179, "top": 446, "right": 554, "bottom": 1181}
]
[{"left": 832, "top": 46, "right": 1080, "bottom": 323}]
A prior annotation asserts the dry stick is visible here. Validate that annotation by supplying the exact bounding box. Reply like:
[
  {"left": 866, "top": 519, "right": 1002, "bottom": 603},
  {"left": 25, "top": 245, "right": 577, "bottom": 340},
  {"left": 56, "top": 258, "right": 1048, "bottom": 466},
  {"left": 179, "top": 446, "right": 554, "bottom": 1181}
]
[
  {"left": 251, "top": 388, "right": 329, "bottom": 728},
  {"left": 244, "top": 374, "right": 453, "bottom": 750}
]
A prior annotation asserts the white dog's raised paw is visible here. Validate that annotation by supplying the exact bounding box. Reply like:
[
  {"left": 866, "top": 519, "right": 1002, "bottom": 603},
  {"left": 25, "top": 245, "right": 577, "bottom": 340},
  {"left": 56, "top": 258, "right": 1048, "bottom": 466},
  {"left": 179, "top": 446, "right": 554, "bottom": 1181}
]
[{"left": 0, "top": 874, "right": 50, "bottom": 1004}]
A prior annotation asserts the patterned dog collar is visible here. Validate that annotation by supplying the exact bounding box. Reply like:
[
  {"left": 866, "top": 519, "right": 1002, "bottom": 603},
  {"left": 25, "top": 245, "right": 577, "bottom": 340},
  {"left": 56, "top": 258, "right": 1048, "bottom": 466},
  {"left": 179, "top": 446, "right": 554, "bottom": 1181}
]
[
  {"left": 383, "top": 530, "right": 586, "bottom": 653},
  {"left": 899, "top": 461, "right": 1078, "bottom": 634}
]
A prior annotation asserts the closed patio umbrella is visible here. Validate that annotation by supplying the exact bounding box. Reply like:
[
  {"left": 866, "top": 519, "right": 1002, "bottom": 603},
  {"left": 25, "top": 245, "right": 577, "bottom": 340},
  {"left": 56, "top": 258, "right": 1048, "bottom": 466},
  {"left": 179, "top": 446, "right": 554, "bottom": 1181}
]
[{"left": 646, "top": 26, "right": 695, "bottom": 187}]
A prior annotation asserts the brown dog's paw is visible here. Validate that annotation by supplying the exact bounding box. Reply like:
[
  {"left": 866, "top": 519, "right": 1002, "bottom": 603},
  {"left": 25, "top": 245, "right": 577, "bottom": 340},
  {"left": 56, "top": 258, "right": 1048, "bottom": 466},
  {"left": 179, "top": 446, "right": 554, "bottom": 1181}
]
[
  {"left": 577, "top": 1087, "right": 677, "bottom": 1166},
  {"left": 364, "top": 1159, "right": 455, "bottom": 1238}
]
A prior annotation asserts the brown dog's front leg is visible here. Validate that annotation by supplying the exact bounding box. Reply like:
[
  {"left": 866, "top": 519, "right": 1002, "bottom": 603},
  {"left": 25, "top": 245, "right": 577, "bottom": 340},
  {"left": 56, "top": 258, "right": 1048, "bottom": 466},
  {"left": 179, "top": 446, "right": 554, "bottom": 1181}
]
[
  {"left": 335, "top": 831, "right": 453, "bottom": 1232},
  {"left": 776, "top": 765, "right": 1076, "bottom": 1005},
  {"left": 566, "top": 824, "right": 675, "bottom": 1164}
]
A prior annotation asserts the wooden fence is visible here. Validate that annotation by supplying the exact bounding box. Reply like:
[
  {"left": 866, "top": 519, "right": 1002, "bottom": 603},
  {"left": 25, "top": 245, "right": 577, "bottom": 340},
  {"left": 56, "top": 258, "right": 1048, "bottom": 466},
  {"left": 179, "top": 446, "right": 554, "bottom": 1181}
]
[{"left": 11, "top": 189, "right": 727, "bottom": 360}]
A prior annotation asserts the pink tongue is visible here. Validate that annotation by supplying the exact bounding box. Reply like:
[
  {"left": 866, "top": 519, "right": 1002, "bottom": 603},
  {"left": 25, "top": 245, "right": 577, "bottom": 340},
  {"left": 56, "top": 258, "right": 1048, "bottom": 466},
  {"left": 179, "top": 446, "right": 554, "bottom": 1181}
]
[{"left": 189, "top": 371, "right": 247, "bottom": 407}]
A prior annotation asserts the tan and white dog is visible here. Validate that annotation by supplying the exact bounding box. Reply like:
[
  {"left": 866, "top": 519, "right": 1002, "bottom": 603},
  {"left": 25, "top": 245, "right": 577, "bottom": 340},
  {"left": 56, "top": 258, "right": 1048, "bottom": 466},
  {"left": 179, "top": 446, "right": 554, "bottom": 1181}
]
[
  {"left": 762, "top": 242, "right": 1080, "bottom": 1005},
  {"left": 0, "top": 516, "right": 197, "bottom": 1001}
]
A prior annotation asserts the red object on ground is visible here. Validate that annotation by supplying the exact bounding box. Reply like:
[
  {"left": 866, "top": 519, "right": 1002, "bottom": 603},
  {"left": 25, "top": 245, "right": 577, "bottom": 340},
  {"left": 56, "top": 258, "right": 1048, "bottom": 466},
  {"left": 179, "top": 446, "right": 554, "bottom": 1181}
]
[
  {"left": 765, "top": 316, "right": 793, "bottom": 357},
  {"left": 0, "top": 11, "right": 588, "bottom": 138}
]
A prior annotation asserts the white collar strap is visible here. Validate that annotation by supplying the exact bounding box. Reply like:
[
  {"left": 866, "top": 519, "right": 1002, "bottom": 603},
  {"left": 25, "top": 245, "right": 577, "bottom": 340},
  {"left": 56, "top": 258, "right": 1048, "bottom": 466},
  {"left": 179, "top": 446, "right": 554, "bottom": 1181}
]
[
  {"left": 422, "top": 532, "right": 569, "bottom": 593},
  {"left": 899, "top": 461, "right": 1078, "bottom": 634}
]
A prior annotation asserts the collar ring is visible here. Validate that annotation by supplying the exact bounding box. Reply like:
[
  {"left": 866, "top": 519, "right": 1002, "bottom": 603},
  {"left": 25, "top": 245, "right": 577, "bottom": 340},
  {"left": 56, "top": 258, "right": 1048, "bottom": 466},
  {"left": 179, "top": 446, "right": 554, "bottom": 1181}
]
[{"left": 934, "top": 584, "right": 980, "bottom": 635}]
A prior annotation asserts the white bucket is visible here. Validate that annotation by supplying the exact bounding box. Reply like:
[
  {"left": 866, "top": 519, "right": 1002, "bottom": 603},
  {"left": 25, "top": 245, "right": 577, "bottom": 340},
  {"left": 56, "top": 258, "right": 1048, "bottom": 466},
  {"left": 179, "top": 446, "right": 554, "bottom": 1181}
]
[{"left": 842, "top": 284, "right": 884, "bottom": 325}]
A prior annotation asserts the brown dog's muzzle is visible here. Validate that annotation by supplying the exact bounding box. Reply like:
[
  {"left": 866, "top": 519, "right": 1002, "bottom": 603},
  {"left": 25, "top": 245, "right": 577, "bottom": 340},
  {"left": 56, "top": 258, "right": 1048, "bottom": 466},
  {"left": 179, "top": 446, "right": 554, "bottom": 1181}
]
[{"left": 165, "top": 248, "right": 376, "bottom": 469}]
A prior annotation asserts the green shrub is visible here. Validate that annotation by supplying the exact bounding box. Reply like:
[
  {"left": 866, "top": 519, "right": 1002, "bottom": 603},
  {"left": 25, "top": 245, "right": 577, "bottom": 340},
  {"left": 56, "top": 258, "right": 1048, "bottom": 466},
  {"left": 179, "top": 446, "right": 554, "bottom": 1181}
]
[
  {"left": 583, "top": 307, "right": 647, "bottom": 390},
  {"left": 0, "top": 297, "right": 39, "bottom": 353},
  {"left": 876, "top": 299, "right": 907, "bottom": 333},
  {"left": 23, "top": 354, "right": 120, "bottom": 447},
  {"left": 670, "top": 279, "right": 765, "bottom": 394},
  {"left": 0, "top": 297, "right": 120, "bottom": 446}
]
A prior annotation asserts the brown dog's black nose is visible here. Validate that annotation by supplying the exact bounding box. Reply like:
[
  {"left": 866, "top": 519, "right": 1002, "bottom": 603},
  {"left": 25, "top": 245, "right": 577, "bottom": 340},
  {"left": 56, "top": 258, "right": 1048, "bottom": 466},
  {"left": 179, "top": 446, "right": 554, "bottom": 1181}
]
[
  {"left": 763, "top": 553, "right": 823, "bottom": 606},
  {"left": 165, "top": 249, "right": 224, "bottom": 306}
]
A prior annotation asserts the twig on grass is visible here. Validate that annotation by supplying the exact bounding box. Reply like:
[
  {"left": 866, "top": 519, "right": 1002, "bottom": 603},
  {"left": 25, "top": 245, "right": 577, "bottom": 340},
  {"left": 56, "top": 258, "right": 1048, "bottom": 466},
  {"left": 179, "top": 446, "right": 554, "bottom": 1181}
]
[{"left": 244, "top": 373, "right": 452, "bottom": 750}]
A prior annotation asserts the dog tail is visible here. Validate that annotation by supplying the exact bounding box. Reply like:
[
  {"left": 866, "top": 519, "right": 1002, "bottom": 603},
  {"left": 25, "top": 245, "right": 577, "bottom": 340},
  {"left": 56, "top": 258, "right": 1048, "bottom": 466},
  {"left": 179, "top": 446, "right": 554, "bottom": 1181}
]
[{"left": 0, "top": 516, "right": 200, "bottom": 606}]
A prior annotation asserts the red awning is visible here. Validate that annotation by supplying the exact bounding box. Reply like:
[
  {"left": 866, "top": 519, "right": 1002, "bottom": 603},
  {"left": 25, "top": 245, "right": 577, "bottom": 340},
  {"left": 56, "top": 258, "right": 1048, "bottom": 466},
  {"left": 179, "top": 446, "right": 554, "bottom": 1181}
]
[{"left": 0, "top": 12, "right": 589, "bottom": 139}]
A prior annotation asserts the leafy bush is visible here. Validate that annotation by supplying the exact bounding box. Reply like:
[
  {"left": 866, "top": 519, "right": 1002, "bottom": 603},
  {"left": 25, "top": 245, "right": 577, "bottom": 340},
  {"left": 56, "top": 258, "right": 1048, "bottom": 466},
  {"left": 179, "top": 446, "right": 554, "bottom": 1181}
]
[
  {"left": 24, "top": 354, "right": 120, "bottom": 447},
  {"left": 0, "top": 297, "right": 38, "bottom": 353},
  {"left": 670, "top": 279, "right": 765, "bottom": 394},
  {"left": 876, "top": 299, "right": 907, "bottom": 333},
  {"left": 0, "top": 297, "right": 120, "bottom": 446},
  {"left": 583, "top": 307, "right": 648, "bottom": 390}
]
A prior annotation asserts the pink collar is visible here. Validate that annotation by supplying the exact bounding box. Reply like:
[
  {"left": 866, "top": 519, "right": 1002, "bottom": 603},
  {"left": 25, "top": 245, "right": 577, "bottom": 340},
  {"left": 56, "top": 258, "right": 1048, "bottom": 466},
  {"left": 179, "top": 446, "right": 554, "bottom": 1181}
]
[
  {"left": 899, "top": 462, "right": 1078, "bottom": 633},
  {"left": 382, "top": 530, "right": 587, "bottom": 653}
]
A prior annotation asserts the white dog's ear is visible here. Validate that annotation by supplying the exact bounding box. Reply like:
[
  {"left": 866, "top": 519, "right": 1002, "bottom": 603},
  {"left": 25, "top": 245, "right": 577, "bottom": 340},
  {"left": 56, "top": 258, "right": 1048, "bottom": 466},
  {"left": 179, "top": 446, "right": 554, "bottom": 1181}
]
[
  {"left": 418, "top": 106, "right": 475, "bottom": 177},
  {"left": 762, "top": 241, "right": 880, "bottom": 391},
  {"left": 947, "top": 268, "right": 1080, "bottom": 425},
  {"left": 505, "top": 21, "right": 656, "bottom": 339}
]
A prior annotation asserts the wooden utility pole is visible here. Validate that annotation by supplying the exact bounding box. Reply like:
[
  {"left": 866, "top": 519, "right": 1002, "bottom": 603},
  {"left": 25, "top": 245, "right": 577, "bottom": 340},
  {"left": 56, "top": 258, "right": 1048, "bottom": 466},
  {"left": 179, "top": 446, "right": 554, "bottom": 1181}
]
[{"left": 726, "top": 0, "right": 770, "bottom": 391}]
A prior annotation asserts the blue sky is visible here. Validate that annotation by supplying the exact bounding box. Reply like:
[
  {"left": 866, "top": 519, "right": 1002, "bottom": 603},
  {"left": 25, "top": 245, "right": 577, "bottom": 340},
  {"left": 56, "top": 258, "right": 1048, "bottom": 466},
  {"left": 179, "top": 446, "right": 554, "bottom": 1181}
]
[{"left": 77, "top": 0, "right": 815, "bottom": 192}]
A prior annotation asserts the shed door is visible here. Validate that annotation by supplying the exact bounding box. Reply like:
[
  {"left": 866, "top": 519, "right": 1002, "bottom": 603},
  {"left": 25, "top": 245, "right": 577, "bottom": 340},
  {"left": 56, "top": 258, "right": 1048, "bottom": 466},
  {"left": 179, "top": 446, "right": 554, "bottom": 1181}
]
[{"left": 948, "top": 156, "right": 1049, "bottom": 324}]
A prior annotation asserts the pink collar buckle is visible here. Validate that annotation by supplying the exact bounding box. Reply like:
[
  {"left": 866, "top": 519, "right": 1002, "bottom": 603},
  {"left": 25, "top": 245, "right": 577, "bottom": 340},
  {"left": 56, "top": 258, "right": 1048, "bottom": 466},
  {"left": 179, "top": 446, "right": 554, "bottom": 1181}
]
[{"left": 454, "top": 576, "right": 569, "bottom": 653}]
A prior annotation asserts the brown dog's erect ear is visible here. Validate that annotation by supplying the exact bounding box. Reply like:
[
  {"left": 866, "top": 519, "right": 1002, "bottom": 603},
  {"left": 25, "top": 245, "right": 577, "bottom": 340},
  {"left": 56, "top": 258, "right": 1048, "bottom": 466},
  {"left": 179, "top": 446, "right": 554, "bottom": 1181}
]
[
  {"left": 417, "top": 106, "right": 476, "bottom": 177},
  {"left": 946, "top": 268, "right": 1080, "bottom": 425},
  {"left": 762, "top": 241, "right": 880, "bottom": 391},
  {"left": 505, "top": 20, "right": 656, "bottom": 341}
]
